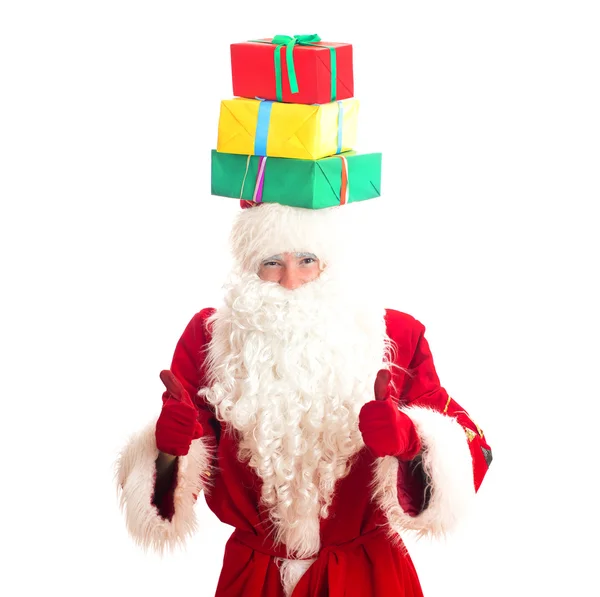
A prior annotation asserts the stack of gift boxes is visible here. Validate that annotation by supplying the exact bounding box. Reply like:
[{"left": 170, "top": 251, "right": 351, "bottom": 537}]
[{"left": 210, "top": 34, "right": 382, "bottom": 209}]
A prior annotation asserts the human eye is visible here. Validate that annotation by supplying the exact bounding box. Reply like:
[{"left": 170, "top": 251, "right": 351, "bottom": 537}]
[
  {"left": 300, "top": 257, "right": 315, "bottom": 265},
  {"left": 262, "top": 260, "right": 281, "bottom": 267}
]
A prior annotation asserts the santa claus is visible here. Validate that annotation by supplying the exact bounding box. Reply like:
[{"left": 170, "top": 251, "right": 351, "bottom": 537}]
[{"left": 116, "top": 199, "right": 492, "bottom": 596}]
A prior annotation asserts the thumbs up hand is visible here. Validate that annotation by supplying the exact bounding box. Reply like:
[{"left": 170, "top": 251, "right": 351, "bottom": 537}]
[
  {"left": 358, "top": 369, "right": 422, "bottom": 460},
  {"left": 155, "top": 370, "right": 204, "bottom": 457}
]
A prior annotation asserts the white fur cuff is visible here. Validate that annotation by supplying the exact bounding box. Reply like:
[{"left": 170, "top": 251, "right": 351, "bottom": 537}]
[
  {"left": 115, "top": 421, "right": 213, "bottom": 553},
  {"left": 372, "top": 406, "right": 475, "bottom": 538}
]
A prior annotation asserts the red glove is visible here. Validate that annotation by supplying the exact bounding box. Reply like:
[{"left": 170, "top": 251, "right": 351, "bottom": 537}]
[
  {"left": 359, "top": 369, "right": 422, "bottom": 460},
  {"left": 155, "top": 370, "right": 203, "bottom": 456}
]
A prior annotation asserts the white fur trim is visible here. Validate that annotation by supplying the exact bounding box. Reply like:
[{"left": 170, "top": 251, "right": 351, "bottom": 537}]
[
  {"left": 372, "top": 406, "right": 475, "bottom": 538},
  {"left": 115, "top": 421, "right": 213, "bottom": 553},
  {"left": 278, "top": 558, "right": 315, "bottom": 597}
]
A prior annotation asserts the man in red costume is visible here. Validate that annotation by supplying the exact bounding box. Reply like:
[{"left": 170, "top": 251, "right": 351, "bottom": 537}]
[{"left": 117, "top": 199, "right": 492, "bottom": 596}]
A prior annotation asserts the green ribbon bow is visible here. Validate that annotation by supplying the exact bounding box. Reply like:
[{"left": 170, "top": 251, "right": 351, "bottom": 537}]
[{"left": 252, "top": 34, "right": 337, "bottom": 102}]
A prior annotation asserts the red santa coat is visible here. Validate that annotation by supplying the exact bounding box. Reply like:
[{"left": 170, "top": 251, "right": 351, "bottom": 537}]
[{"left": 117, "top": 308, "right": 492, "bottom": 596}]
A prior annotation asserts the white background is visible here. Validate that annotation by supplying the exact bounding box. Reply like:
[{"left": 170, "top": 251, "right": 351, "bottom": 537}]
[{"left": 1, "top": 1, "right": 599, "bottom": 595}]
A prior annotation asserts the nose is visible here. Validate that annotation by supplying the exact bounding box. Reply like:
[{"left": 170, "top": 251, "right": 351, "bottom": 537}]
[{"left": 280, "top": 267, "right": 302, "bottom": 290}]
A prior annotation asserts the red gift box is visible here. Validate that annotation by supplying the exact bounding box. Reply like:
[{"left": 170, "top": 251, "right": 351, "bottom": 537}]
[{"left": 230, "top": 36, "right": 354, "bottom": 105}]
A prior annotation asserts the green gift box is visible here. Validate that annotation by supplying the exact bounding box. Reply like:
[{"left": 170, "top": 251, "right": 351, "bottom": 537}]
[{"left": 210, "top": 149, "right": 381, "bottom": 209}]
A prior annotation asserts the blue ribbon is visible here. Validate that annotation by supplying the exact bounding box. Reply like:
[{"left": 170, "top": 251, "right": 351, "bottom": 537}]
[
  {"left": 254, "top": 100, "right": 274, "bottom": 156},
  {"left": 336, "top": 101, "right": 344, "bottom": 154}
]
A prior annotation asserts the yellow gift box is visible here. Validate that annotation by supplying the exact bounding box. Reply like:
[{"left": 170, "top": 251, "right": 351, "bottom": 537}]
[{"left": 216, "top": 97, "right": 359, "bottom": 160}]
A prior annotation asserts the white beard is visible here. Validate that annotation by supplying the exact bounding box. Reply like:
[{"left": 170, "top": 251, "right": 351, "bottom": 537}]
[{"left": 199, "top": 269, "right": 390, "bottom": 559}]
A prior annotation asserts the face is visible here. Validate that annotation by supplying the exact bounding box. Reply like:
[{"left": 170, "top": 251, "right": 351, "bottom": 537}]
[{"left": 257, "top": 252, "right": 322, "bottom": 289}]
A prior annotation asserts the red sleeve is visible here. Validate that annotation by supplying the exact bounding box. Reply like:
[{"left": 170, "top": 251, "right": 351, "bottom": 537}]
[
  {"left": 397, "top": 316, "right": 492, "bottom": 492},
  {"left": 163, "top": 308, "right": 219, "bottom": 442},
  {"left": 152, "top": 308, "right": 218, "bottom": 519}
]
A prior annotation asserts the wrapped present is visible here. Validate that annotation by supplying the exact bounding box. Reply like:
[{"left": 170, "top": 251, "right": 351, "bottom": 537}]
[
  {"left": 231, "top": 35, "right": 353, "bottom": 105},
  {"left": 210, "top": 149, "right": 381, "bottom": 209},
  {"left": 217, "top": 97, "right": 358, "bottom": 160}
]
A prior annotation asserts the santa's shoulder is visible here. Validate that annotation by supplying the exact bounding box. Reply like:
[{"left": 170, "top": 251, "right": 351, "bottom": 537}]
[
  {"left": 384, "top": 308, "right": 426, "bottom": 346},
  {"left": 196, "top": 307, "right": 217, "bottom": 322},
  {"left": 180, "top": 307, "right": 217, "bottom": 344}
]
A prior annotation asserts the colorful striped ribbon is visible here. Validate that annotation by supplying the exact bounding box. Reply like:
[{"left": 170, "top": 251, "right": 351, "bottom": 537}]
[
  {"left": 339, "top": 155, "right": 349, "bottom": 205},
  {"left": 238, "top": 155, "right": 268, "bottom": 203},
  {"left": 253, "top": 156, "right": 267, "bottom": 202}
]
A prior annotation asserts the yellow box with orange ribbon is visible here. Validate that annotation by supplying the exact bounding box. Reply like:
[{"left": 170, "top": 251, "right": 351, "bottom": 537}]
[{"left": 216, "top": 97, "right": 359, "bottom": 160}]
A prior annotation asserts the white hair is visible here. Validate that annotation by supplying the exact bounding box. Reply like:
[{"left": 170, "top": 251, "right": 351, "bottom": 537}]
[{"left": 229, "top": 203, "right": 346, "bottom": 275}]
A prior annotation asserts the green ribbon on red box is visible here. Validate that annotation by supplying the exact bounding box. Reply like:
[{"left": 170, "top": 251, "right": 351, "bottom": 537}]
[{"left": 251, "top": 34, "right": 337, "bottom": 103}]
